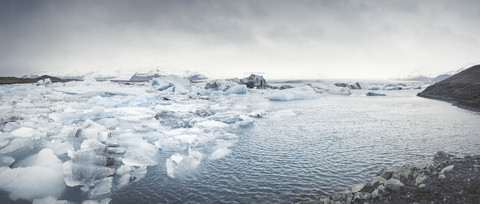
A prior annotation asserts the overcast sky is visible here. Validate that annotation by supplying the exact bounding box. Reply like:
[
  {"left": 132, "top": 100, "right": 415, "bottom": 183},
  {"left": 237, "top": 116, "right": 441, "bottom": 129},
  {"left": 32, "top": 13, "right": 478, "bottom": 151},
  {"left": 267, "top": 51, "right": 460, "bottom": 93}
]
[{"left": 0, "top": 0, "right": 479, "bottom": 79}]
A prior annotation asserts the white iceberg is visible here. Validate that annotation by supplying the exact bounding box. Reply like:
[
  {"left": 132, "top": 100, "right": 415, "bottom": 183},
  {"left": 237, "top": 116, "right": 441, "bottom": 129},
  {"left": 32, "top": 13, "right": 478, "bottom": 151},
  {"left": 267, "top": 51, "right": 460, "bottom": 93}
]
[{"left": 264, "top": 86, "right": 317, "bottom": 101}]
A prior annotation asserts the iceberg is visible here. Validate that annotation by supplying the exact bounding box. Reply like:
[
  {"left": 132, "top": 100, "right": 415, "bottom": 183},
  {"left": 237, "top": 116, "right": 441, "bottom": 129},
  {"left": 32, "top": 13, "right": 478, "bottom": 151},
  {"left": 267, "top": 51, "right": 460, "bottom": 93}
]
[
  {"left": 151, "top": 75, "right": 192, "bottom": 94},
  {"left": 264, "top": 86, "right": 317, "bottom": 101}
]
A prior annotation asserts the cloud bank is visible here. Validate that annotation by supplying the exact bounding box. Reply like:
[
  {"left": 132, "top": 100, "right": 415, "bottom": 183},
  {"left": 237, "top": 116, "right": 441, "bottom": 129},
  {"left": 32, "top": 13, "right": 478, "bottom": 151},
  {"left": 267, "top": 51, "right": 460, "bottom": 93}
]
[{"left": 1, "top": 0, "right": 479, "bottom": 79}]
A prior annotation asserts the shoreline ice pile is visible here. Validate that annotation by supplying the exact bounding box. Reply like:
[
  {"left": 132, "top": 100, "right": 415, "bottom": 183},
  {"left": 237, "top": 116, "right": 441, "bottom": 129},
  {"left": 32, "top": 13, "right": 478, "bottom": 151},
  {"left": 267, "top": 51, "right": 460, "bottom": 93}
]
[{"left": 0, "top": 75, "right": 428, "bottom": 203}]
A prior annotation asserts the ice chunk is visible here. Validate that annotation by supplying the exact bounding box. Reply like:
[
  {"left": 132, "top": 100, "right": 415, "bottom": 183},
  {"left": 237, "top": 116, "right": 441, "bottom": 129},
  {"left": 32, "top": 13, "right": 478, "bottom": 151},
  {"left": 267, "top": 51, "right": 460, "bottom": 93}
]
[
  {"left": 11, "top": 127, "right": 35, "bottom": 138},
  {"left": 0, "top": 148, "right": 66, "bottom": 201},
  {"left": 89, "top": 177, "right": 113, "bottom": 196},
  {"left": 205, "top": 79, "right": 238, "bottom": 91},
  {"left": 309, "top": 83, "right": 352, "bottom": 95},
  {"left": 269, "top": 110, "right": 297, "bottom": 119},
  {"left": 44, "top": 78, "right": 52, "bottom": 85},
  {"left": 166, "top": 149, "right": 203, "bottom": 178},
  {"left": 248, "top": 110, "right": 267, "bottom": 118},
  {"left": 224, "top": 84, "right": 247, "bottom": 95},
  {"left": 326, "top": 86, "right": 351, "bottom": 95},
  {"left": 104, "top": 107, "right": 155, "bottom": 123},
  {"left": 115, "top": 165, "right": 147, "bottom": 189},
  {"left": 73, "top": 120, "right": 111, "bottom": 142},
  {"left": 82, "top": 76, "right": 98, "bottom": 85},
  {"left": 0, "top": 138, "right": 33, "bottom": 154},
  {"left": 236, "top": 115, "right": 255, "bottom": 127},
  {"left": 151, "top": 75, "right": 192, "bottom": 94},
  {"left": 171, "top": 153, "right": 184, "bottom": 164},
  {"left": 264, "top": 86, "right": 317, "bottom": 101},
  {"left": 0, "top": 139, "right": 9, "bottom": 149},
  {"left": 36, "top": 79, "right": 45, "bottom": 86},
  {"left": 0, "top": 155, "right": 15, "bottom": 167},
  {"left": 174, "top": 134, "right": 198, "bottom": 144},
  {"left": 63, "top": 140, "right": 115, "bottom": 188},
  {"left": 82, "top": 198, "right": 112, "bottom": 204},
  {"left": 196, "top": 120, "right": 229, "bottom": 129},
  {"left": 368, "top": 85, "right": 380, "bottom": 90},
  {"left": 33, "top": 196, "right": 71, "bottom": 204},
  {"left": 208, "top": 112, "right": 244, "bottom": 124},
  {"left": 208, "top": 148, "right": 232, "bottom": 160},
  {"left": 121, "top": 142, "right": 158, "bottom": 167}
]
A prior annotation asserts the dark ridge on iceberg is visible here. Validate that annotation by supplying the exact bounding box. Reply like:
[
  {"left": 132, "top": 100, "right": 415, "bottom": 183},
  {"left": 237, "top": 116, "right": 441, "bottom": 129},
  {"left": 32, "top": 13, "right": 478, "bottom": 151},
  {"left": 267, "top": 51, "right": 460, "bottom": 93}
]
[
  {"left": 128, "top": 72, "right": 164, "bottom": 81},
  {"left": 417, "top": 65, "right": 480, "bottom": 109},
  {"left": 0, "top": 75, "right": 75, "bottom": 85}
]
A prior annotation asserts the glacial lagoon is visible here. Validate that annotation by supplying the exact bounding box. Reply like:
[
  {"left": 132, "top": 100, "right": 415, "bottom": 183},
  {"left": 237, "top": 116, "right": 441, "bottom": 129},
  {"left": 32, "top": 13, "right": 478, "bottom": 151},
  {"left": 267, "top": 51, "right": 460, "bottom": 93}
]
[{"left": 0, "top": 79, "right": 479, "bottom": 203}]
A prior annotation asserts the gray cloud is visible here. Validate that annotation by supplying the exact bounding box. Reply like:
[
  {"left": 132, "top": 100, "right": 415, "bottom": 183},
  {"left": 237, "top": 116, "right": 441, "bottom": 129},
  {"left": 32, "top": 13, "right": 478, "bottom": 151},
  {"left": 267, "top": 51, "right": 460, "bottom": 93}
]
[{"left": 0, "top": 0, "right": 479, "bottom": 78}]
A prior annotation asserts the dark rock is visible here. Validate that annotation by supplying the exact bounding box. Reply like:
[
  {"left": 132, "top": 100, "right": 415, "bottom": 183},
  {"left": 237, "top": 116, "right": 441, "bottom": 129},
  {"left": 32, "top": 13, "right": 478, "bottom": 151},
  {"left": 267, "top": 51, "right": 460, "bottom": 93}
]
[
  {"left": 378, "top": 168, "right": 394, "bottom": 180},
  {"left": 187, "top": 73, "right": 208, "bottom": 81},
  {"left": 384, "top": 179, "right": 405, "bottom": 191},
  {"left": 351, "top": 183, "right": 365, "bottom": 193},
  {"left": 195, "top": 109, "right": 215, "bottom": 117},
  {"left": 0, "top": 75, "right": 74, "bottom": 84},
  {"left": 129, "top": 72, "right": 164, "bottom": 81},
  {"left": 418, "top": 64, "right": 480, "bottom": 109},
  {"left": 129, "top": 175, "right": 137, "bottom": 182},
  {"left": 0, "top": 116, "right": 22, "bottom": 125},
  {"left": 433, "top": 151, "right": 454, "bottom": 166},
  {"left": 240, "top": 74, "right": 267, "bottom": 89},
  {"left": 155, "top": 111, "right": 196, "bottom": 128},
  {"left": 205, "top": 80, "right": 233, "bottom": 90},
  {"left": 366, "top": 92, "right": 386, "bottom": 96},
  {"left": 280, "top": 85, "right": 294, "bottom": 90},
  {"left": 334, "top": 82, "right": 362, "bottom": 89},
  {"left": 354, "top": 192, "right": 371, "bottom": 201},
  {"left": 106, "top": 156, "right": 115, "bottom": 166}
]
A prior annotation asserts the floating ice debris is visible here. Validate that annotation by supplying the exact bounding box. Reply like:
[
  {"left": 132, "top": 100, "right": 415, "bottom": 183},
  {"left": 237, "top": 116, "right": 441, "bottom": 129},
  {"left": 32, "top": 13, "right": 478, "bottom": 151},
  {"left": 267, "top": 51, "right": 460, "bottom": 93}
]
[{"left": 0, "top": 74, "right": 265, "bottom": 202}]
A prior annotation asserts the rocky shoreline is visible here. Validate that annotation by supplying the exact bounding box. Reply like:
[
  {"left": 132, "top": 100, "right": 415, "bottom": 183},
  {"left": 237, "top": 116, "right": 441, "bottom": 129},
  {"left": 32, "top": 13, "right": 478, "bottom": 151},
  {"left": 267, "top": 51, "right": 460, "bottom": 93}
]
[
  {"left": 302, "top": 152, "right": 480, "bottom": 204},
  {"left": 417, "top": 64, "right": 480, "bottom": 110}
]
